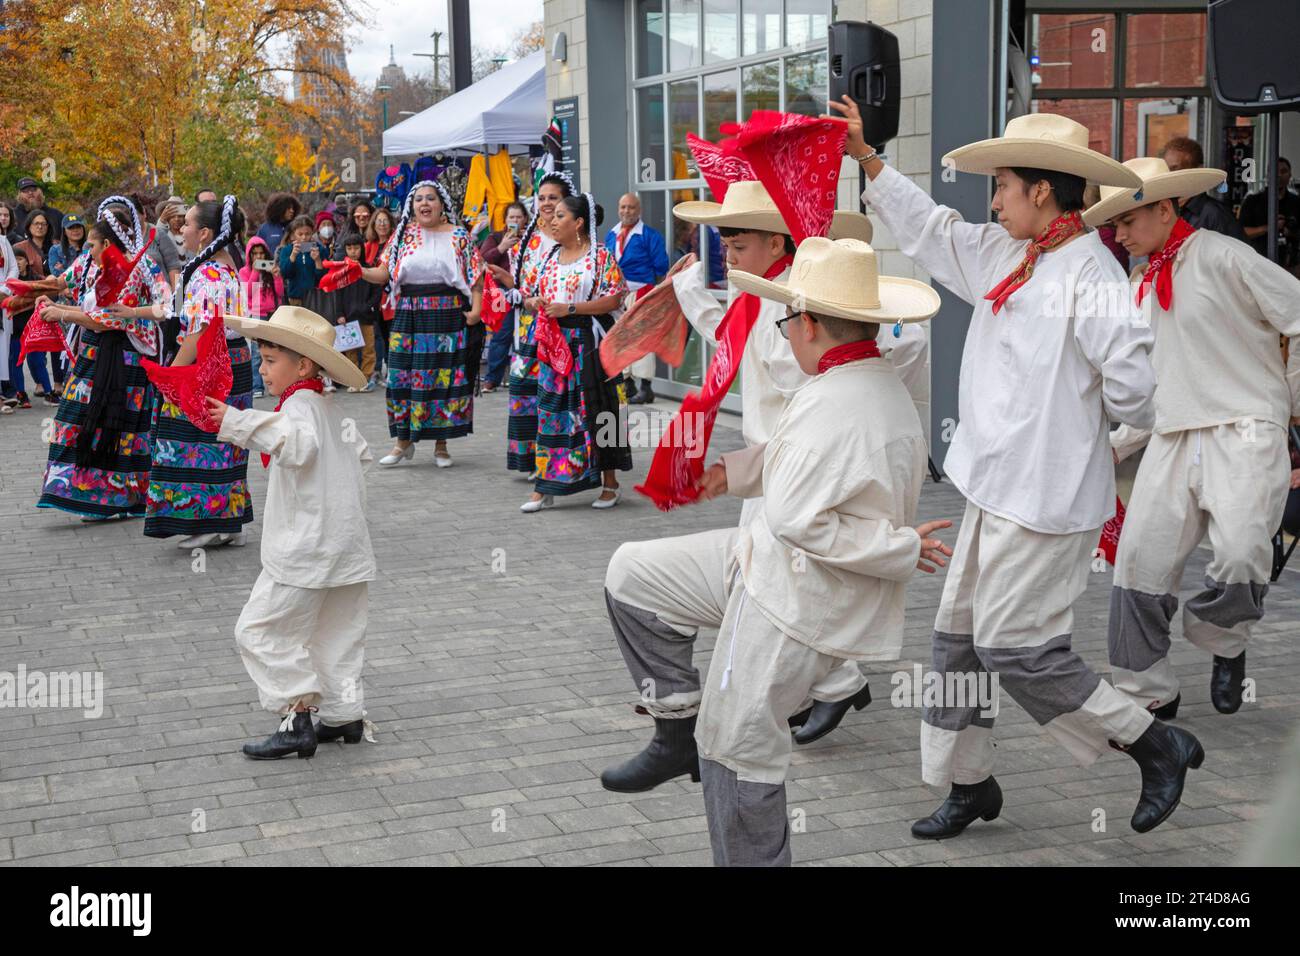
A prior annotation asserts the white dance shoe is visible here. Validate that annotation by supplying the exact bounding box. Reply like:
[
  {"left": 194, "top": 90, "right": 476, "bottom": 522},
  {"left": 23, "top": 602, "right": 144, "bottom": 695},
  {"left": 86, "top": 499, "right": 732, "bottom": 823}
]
[
  {"left": 434, "top": 451, "right": 453, "bottom": 468},
  {"left": 379, "top": 445, "right": 415, "bottom": 466},
  {"left": 592, "top": 488, "right": 621, "bottom": 509},
  {"left": 520, "top": 495, "right": 554, "bottom": 513}
]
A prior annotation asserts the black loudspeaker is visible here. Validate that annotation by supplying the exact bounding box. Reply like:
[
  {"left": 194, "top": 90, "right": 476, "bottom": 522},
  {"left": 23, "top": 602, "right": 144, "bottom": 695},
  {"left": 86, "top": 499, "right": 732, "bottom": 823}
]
[
  {"left": 829, "top": 21, "right": 900, "bottom": 149},
  {"left": 1208, "top": 0, "right": 1300, "bottom": 111}
]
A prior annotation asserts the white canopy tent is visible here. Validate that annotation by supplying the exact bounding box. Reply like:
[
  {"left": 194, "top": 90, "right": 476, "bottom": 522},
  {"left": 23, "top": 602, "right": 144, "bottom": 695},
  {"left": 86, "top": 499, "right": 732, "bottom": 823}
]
[{"left": 382, "top": 50, "right": 546, "bottom": 156}]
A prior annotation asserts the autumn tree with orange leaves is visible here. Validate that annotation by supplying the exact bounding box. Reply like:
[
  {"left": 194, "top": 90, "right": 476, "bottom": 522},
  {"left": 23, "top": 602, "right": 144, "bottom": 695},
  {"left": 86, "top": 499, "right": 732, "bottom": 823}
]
[{"left": 0, "top": 0, "right": 373, "bottom": 203}]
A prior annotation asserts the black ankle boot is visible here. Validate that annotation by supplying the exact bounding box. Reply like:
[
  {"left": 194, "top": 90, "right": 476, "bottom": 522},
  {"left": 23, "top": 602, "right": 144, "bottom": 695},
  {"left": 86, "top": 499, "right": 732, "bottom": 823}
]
[
  {"left": 788, "top": 706, "right": 813, "bottom": 729},
  {"left": 1210, "top": 653, "right": 1246, "bottom": 714},
  {"left": 793, "top": 683, "right": 871, "bottom": 745},
  {"left": 600, "top": 715, "right": 699, "bottom": 792},
  {"left": 243, "top": 711, "right": 318, "bottom": 760},
  {"left": 315, "top": 719, "right": 364, "bottom": 743},
  {"left": 627, "top": 382, "right": 655, "bottom": 405},
  {"left": 1114, "top": 720, "right": 1204, "bottom": 833},
  {"left": 1149, "top": 694, "right": 1180, "bottom": 720},
  {"left": 911, "top": 776, "right": 1003, "bottom": 840}
]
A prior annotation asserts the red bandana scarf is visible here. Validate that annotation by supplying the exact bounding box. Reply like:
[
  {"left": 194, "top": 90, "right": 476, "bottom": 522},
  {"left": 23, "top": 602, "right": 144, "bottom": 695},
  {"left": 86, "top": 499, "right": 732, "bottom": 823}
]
[
  {"left": 636, "top": 254, "right": 793, "bottom": 511},
  {"left": 817, "top": 338, "right": 881, "bottom": 374},
  {"left": 141, "top": 304, "right": 233, "bottom": 433},
  {"left": 984, "top": 210, "right": 1086, "bottom": 314},
  {"left": 261, "top": 377, "right": 324, "bottom": 467},
  {"left": 1136, "top": 217, "right": 1195, "bottom": 312}
]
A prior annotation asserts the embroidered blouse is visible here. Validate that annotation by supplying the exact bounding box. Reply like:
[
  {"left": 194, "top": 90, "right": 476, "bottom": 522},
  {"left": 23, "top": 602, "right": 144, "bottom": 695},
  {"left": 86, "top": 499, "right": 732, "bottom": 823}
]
[
  {"left": 70, "top": 251, "right": 171, "bottom": 356},
  {"left": 182, "top": 260, "right": 243, "bottom": 341},
  {"left": 381, "top": 225, "right": 482, "bottom": 296}
]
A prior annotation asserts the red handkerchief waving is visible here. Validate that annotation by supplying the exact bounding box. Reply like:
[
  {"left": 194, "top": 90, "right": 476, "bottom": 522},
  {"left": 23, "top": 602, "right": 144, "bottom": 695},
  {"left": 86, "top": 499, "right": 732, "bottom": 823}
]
[
  {"left": 1098, "top": 496, "right": 1126, "bottom": 566},
  {"left": 481, "top": 269, "right": 510, "bottom": 333},
  {"left": 600, "top": 279, "right": 688, "bottom": 377},
  {"left": 535, "top": 313, "right": 574, "bottom": 377},
  {"left": 141, "top": 305, "right": 233, "bottom": 433},
  {"left": 686, "top": 132, "right": 756, "bottom": 202},
  {"left": 319, "top": 258, "right": 362, "bottom": 292},
  {"left": 17, "top": 301, "right": 72, "bottom": 364},
  {"left": 94, "top": 229, "right": 156, "bottom": 307},
  {"left": 721, "top": 111, "right": 848, "bottom": 243}
]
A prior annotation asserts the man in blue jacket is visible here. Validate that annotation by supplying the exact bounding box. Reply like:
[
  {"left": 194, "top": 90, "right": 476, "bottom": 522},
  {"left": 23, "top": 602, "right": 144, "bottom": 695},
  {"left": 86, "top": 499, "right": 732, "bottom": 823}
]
[{"left": 605, "top": 192, "right": 668, "bottom": 404}]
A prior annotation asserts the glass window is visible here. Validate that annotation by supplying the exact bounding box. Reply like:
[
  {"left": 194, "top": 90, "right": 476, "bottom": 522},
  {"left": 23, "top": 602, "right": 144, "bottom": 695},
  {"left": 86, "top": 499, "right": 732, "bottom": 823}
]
[
  {"left": 742, "top": 0, "right": 782, "bottom": 55},
  {"left": 1125, "top": 13, "right": 1206, "bottom": 89},
  {"left": 637, "top": 85, "right": 667, "bottom": 182},
  {"left": 636, "top": 0, "right": 666, "bottom": 79},
  {"left": 784, "top": 51, "right": 828, "bottom": 117},
  {"left": 1123, "top": 97, "right": 1200, "bottom": 160},
  {"left": 668, "top": 78, "right": 700, "bottom": 180},
  {"left": 1033, "top": 98, "right": 1115, "bottom": 157},
  {"left": 704, "top": 70, "right": 738, "bottom": 141},
  {"left": 742, "top": 60, "right": 780, "bottom": 116},
  {"left": 703, "top": 0, "right": 738, "bottom": 65},
  {"left": 668, "top": 0, "right": 702, "bottom": 73},
  {"left": 785, "top": 0, "right": 828, "bottom": 49},
  {"left": 667, "top": 188, "right": 705, "bottom": 387},
  {"left": 637, "top": 190, "right": 669, "bottom": 250},
  {"left": 1031, "top": 13, "right": 1116, "bottom": 88}
]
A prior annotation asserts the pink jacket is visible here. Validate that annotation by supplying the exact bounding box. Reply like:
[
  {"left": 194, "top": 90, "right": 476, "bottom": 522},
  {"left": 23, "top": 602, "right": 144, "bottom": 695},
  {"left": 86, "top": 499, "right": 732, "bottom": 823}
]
[{"left": 239, "top": 236, "right": 285, "bottom": 317}]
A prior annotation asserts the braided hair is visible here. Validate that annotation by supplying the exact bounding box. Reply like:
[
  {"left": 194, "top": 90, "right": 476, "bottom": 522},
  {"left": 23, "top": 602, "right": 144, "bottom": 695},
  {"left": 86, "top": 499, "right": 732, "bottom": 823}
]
[
  {"left": 384, "top": 179, "right": 458, "bottom": 270},
  {"left": 179, "top": 194, "right": 244, "bottom": 295},
  {"left": 513, "top": 172, "right": 574, "bottom": 289},
  {"left": 97, "top": 195, "right": 145, "bottom": 257}
]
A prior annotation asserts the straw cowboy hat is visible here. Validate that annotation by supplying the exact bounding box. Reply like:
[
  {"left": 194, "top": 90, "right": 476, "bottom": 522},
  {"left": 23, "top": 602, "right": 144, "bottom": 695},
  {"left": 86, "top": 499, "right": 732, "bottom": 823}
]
[
  {"left": 943, "top": 113, "right": 1143, "bottom": 187},
  {"left": 1082, "top": 156, "right": 1227, "bottom": 227},
  {"left": 729, "top": 236, "right": 941, "bottom": 325},
  {"left": 224, "top": 305, "right": 369, "bottom": 390},
  {"left": 673, "top": 181, "right": 873, "bottom": 242}
]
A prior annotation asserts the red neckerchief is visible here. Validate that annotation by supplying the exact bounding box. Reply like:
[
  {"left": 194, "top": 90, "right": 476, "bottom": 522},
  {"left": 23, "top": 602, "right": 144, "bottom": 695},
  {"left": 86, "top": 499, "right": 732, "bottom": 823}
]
[
  {"left": 617, "top": 223, "right": 633, "bottom": 256},
  {"left": 818, "top": 338, "right": 881, "bottom": 374},
  {"left": 1136, "top": 217, "right": 1195, "bottom": 312},
  {"left": 636, "top": 254, "right": 793, "bottom": 511},
  {"left": 261, "top": 377, "right": 324, "bottom": 467},
  {"left": 984, "top": 210, "right": 1086, "bottom": 314}
]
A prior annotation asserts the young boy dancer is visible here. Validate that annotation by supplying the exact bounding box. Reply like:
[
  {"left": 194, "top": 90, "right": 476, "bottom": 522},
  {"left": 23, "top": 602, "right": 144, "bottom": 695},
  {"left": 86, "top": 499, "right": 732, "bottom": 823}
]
[
  {"left": 205, "top": 305, "right": 377, "bottom": 758},
  {"left": 658, "top": 182, "right": 878, "bottom": 749},
  {"left": 603, "top": 237, "right": 947, "bottom": 864},
  {"left": 829, "top": 97, "right": 1205, "bottom": 837},
  {"left": 1087, "top": 157, "right": 1300, "bottom": 718}
]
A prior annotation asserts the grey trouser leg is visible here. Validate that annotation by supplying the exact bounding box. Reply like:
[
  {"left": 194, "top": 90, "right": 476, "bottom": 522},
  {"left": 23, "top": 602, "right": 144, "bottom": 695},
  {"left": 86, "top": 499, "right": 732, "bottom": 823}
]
[
  {"left": 699, "top": 758, "right": 791, "bottom": 867},
  {"left": 604, "top": 528, "right": 739, "bottom": 718}
]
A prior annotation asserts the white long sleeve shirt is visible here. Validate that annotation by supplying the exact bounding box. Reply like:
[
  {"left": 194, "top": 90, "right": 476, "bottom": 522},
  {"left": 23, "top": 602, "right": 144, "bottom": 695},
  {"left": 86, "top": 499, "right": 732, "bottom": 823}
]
[
  {"left": 218, "top": 390, "right": 377, "bottom": 589},
  {"left": 719, "top": 357, "right": 927, "bottom": 660},
  {"left": 862, "top": 164, "right": 1156, "bottom": 534}
]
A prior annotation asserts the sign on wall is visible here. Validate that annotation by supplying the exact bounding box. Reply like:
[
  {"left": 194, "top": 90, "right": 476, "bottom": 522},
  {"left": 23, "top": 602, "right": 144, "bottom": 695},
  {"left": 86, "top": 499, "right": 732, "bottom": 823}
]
[{"left": 553, "top": 96, "right": 581, "bottom": 192}]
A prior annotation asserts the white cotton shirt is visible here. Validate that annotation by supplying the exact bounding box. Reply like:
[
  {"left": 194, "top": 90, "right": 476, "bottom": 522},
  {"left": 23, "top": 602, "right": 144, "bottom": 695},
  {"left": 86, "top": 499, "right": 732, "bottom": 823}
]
[
  {"left": 861, "top": 164, "right": 1156, "bottom": 534},
  {"left": 394, "top": 228, "right": 471, "bottom": 296},
  {"left": 218, "top": 390, "right": 377, "bottom": 589},
  {"left": 719, "top": 357, "right": 927, "bottom": 661}
]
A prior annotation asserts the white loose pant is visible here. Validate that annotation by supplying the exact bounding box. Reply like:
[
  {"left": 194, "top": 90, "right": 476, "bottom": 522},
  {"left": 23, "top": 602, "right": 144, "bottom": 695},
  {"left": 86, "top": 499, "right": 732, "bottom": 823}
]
[
  {"left": 1109, "top": 423, "right": 1288, "bottom": 709},
  {"left": 234, "top": 571, "right": 369, "bottom": 725},
  {"left": 920, "top": 500, "right": 1153, "bottom": 787}
]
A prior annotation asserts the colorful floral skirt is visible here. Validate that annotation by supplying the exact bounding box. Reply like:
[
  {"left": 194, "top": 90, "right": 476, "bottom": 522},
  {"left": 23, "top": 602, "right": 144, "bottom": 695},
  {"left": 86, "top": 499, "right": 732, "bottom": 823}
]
[
  {"left": 386, "top": 283, "right": 474, "bottom": 442},
  {"left": 506, "top": 309, "right": 540, "bottom": 472},
  {"left": 37, "top": 330, "right": 154, "bottom": 519},
  {"left": 143, "top": 342, "right": 254, "bottom": 538},
  {"left": 535, "top": 320, "right": 632, "bottom": 497}
]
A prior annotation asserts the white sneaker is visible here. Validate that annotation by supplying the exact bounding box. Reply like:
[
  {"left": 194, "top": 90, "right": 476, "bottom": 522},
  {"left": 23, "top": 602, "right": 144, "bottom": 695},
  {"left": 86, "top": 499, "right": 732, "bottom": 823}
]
[
  {"left": 592, "top": 488, "right": 621, "bottom": 509},
  {"left": 434, "top": 451, "right": 453, "bottom": 468},
  {"left": 379, "top": 445, "right": 415, "bottom": 466},
  {"left": 520, "top": 495, "right": 554, "bottom": 513},
  {"left": 177, "top": 532, "right": 221, "bottom": 550}
]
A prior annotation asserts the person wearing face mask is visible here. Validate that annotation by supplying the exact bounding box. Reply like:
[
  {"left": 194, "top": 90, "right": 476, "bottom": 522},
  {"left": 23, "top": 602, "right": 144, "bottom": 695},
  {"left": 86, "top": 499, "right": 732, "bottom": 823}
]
[{"left": 357, "top": 180, "right": 484, "bottom": 468}]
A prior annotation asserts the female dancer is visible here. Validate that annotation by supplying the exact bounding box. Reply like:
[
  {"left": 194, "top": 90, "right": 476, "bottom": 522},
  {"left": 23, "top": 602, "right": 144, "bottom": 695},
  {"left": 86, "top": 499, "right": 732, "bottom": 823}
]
[
  {"left": 143, "top": 196, "right": 254, "bottom": 549},
  {"left": 485, "top": 171, "right": 572, "bottom": 477},
  {"left": 360, "top": 180, "right": 483, "bottom": 468},
  {"left": 33, "top": 197, "right": 169, "bottom": 520},
  {"left": 519, "top": 193, "right": 630, "bottom": 512}
]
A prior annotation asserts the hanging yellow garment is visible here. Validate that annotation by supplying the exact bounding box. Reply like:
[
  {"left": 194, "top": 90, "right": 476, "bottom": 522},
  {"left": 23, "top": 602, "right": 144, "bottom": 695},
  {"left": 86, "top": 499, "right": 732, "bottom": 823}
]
[
  {"left": 486, "top": 147, "right": 515, "bottom": 231},
  {"left": 462, "top": 148, "right": 518, "bottom": 233}
]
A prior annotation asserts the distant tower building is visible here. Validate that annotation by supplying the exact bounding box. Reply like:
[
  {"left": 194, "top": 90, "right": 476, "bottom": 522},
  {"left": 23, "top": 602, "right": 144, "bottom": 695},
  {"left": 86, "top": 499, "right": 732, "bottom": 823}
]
[
  {"left": 294, "top": 41, "right": 351, "bottom": 119},
  {"left": 379, "top": 45, "right": 406, "bottom": 89}
]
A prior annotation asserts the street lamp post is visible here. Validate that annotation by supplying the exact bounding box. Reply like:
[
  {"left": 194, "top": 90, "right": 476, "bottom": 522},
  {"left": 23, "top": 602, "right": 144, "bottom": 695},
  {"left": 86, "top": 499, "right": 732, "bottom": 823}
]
[{"left": 377, "top": 83, "right": 392, "bottom": 167}]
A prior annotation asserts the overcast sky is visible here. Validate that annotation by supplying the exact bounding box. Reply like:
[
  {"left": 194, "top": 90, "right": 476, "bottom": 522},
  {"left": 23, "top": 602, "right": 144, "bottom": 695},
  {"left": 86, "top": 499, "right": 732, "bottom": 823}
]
[{"left": 347, "top": 0, "right": 545, "bottom": 85}]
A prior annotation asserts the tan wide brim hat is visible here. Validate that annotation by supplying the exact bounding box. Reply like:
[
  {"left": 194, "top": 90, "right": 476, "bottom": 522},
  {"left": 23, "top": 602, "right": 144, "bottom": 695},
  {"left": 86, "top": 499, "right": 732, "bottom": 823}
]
[
  {"left": 943, "top": 113, "right": 1143, "bottom": 187},
  {"left": 729, "top": 236, "right": 941, "bottom": 325},
  {"left": 673, "top": 181, "right": 873, "bottom": 242},
  {"left": 1082, "top": 156, "right": 1227, "bottom": 227},
  {"left": 224, "top": 305, "right": 369, "bottom": 390}
]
